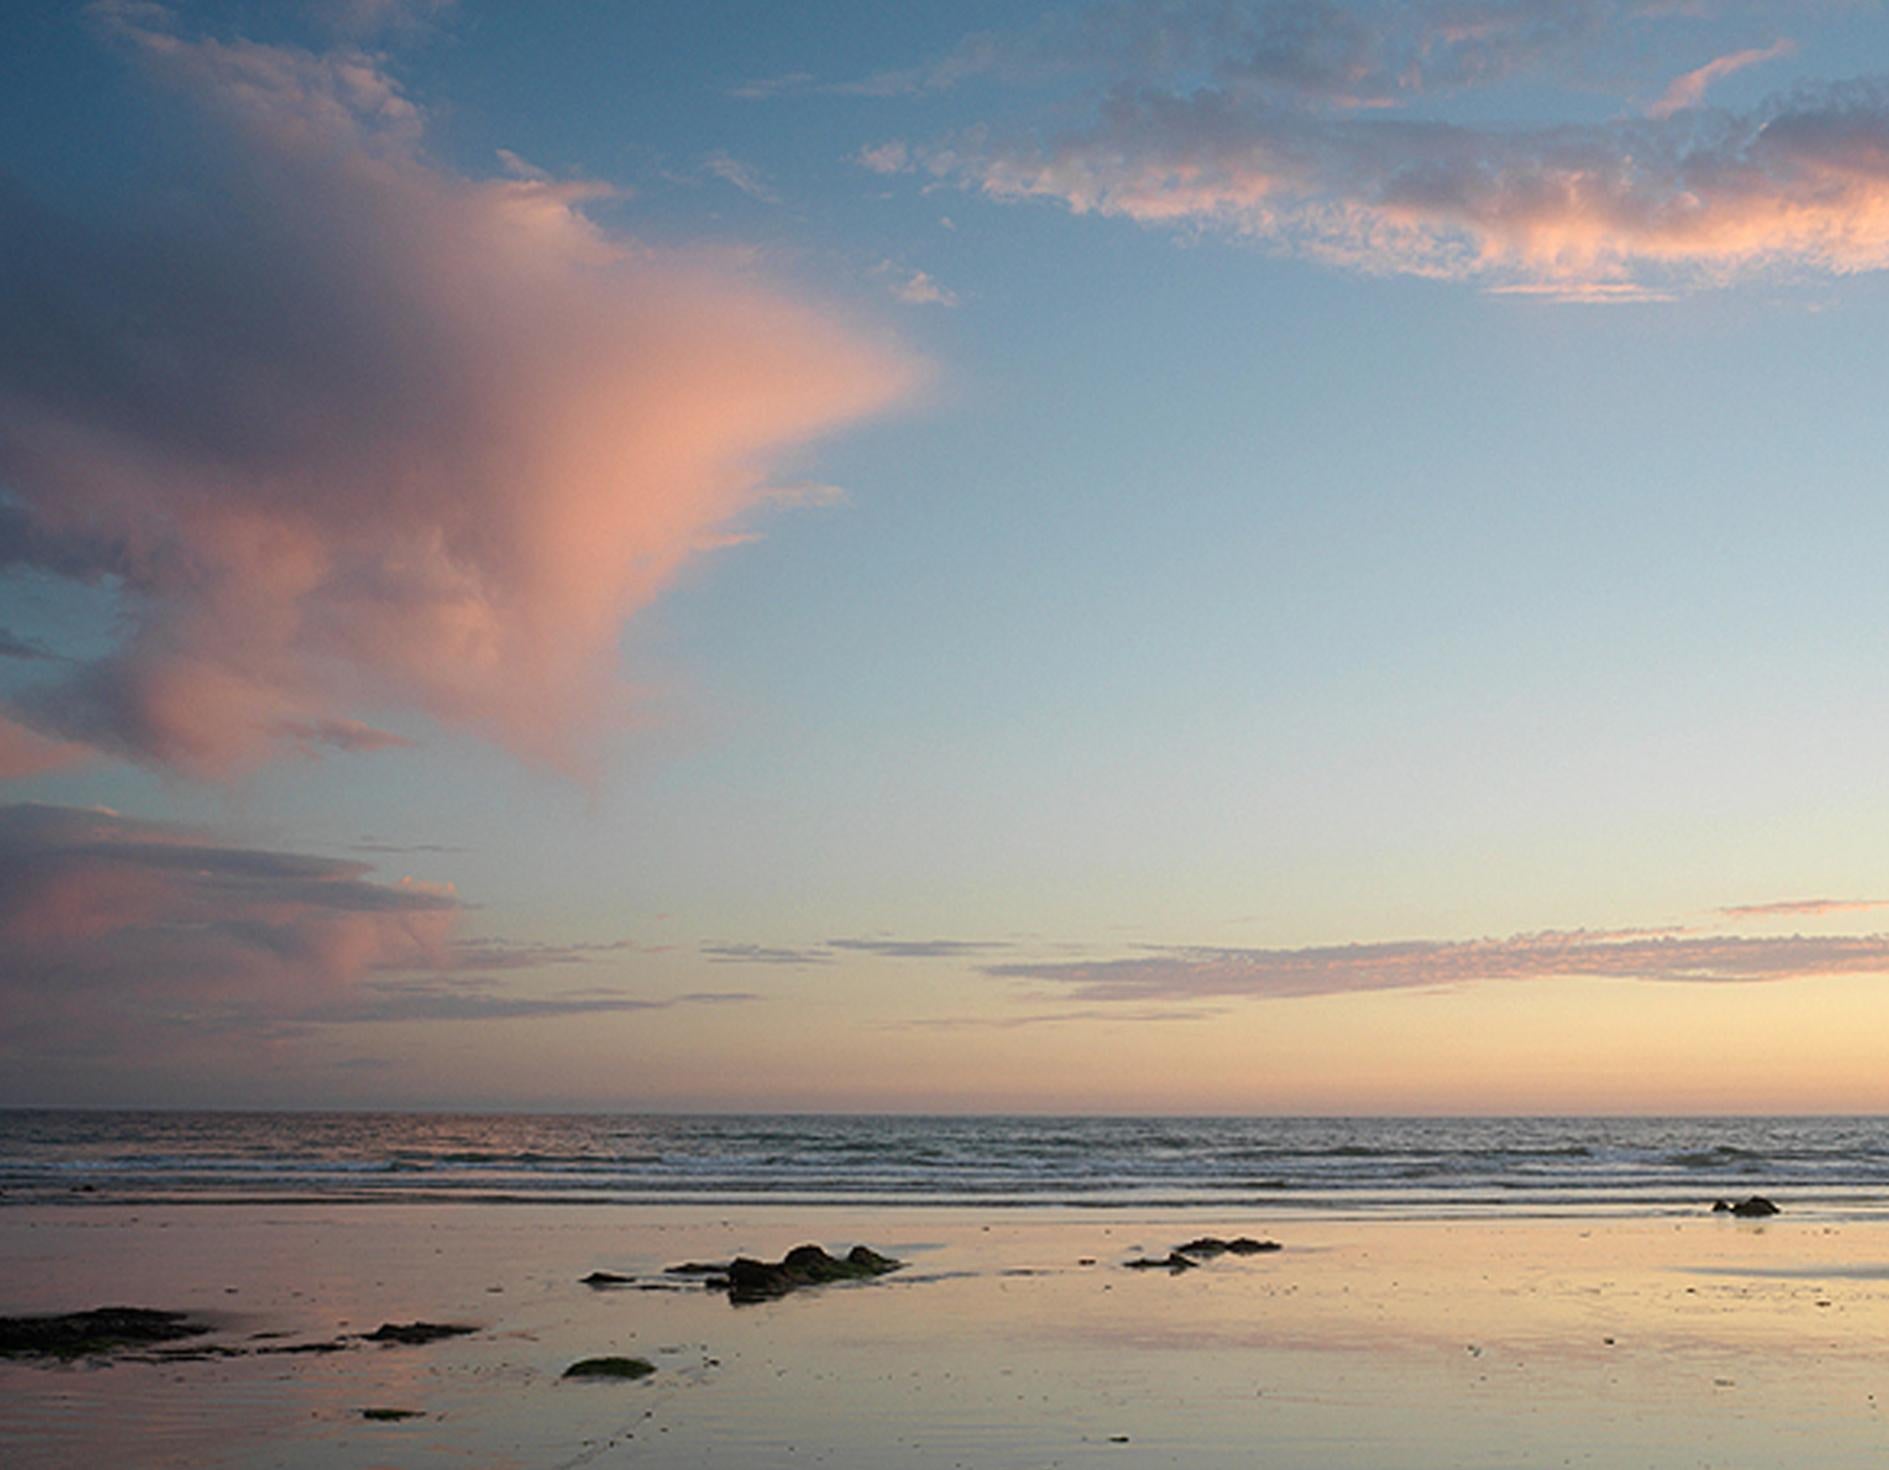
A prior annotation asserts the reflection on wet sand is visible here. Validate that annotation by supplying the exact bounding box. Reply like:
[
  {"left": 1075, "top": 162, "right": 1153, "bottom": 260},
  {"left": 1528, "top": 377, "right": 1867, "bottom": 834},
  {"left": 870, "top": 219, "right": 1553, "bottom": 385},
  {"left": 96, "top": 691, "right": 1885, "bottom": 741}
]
[{"left": 3, "top": 1206, "right": 1887, "bottom": 1468}]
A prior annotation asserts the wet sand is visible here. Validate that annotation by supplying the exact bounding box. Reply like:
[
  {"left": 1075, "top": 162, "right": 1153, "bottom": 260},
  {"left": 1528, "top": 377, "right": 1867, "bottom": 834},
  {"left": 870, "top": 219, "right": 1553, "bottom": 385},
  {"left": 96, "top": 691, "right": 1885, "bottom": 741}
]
[{"left": 4, "top": 1205, "right": 1888, "bottom": 1467}]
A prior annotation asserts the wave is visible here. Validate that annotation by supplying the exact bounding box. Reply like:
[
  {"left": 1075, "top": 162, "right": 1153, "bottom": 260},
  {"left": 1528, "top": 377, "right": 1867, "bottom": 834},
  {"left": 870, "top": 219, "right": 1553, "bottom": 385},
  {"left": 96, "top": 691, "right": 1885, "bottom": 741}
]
[{"left": 5, "top": 1113, "right": 1888, "bottom": 1215}]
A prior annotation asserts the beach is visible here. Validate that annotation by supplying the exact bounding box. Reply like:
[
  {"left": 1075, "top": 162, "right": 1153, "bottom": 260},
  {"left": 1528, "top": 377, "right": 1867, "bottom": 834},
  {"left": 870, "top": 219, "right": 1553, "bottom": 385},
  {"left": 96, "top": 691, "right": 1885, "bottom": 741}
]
[{"left": 6, "top": 1200, "right": 1889, "bottom": 1468}]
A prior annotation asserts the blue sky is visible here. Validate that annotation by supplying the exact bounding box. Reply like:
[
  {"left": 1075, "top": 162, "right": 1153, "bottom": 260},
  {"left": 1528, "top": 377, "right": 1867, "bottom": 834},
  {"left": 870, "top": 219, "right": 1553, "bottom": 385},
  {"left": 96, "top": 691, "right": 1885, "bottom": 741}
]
[{"left": 5, "top": 0, "right": 1889, "bottom": 1110}]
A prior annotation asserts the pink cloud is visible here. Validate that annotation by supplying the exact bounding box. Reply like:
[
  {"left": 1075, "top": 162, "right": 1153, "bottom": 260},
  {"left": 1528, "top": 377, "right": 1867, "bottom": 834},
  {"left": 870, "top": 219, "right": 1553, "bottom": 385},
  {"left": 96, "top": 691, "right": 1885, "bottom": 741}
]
[
  {"left": 1719, "top": 897, "right": 1889, "bottom": 919},
  {"left": 987, "top": 927, "right": 1889, "bottom": 1002},
  {"left": 0, "top": 803, "right": 457, "bottom": 1053},
  {"left": 1648, "top": 40, "right": 1794, "bottom": 119},
  {"left": 947, "top": 79, "right": 1889, "bottom": 293},
  {"left": 0, "top": 17, "right": 913, "bottom": 778},
  {"left": 0, "top": 714, "right": 90, "bottom": 780},
  {"left": 0, "top": 802, "right": 740, "bottom": 1086},
  {"left": 889, "top": 5, "right": 1889, "bottom": 296}
]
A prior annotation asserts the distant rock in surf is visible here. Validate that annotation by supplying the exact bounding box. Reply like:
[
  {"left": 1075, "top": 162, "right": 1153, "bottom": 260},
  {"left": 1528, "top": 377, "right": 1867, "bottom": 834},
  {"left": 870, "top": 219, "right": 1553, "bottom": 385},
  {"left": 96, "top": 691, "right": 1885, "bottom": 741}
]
[
  {"left": 1728, "top": 1196, "right": 1780, "bottom": 1218},
  {"left": 580, "top": 1271, "right": 635, "bottom": 1287},
  {"left": 1174, "top": 1236, "right": 1282, "bottom": 1258}
]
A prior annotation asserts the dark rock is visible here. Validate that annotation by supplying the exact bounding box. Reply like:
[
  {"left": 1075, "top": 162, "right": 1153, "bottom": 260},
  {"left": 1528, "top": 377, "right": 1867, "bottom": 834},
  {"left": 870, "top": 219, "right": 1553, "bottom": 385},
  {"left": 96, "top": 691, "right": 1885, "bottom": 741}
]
[
  {"left": 361, "top": 1408, "right": 425, "bottom": 1421},
  {"left": 563, "top": 1355, "right": 656, "bottom": 1380},
  {"left": 257, "top": 1339, "right": 351, "bottom": 1355},
  {"left": 668, "top": 1243, "right": 904, "bottom": 1303},
  {"left": 127, "top": 1343, "right": 249, "bottom": 1363},
  {"left": 0, "top": 1307, "right": 212, "bottom": 1360},
  {"left": 1175, "top": 1236, "right": 1283, "bottom": 1258},
  {"left": 1711, "top": 1200, "right": 1734, "bottom": 1213},
  {"left": 1123, "top": 1252, "right": 1199, "bottom": 1273},
  {"left": 360, "top": 1322, "right": 478, "bottom": 1346},
  {"left": 581, "top": 1271, "right": 635, "bottom": 1287},
  {"left": 1730, "top": 1196, "right": 1780, "bottom": 1218}
]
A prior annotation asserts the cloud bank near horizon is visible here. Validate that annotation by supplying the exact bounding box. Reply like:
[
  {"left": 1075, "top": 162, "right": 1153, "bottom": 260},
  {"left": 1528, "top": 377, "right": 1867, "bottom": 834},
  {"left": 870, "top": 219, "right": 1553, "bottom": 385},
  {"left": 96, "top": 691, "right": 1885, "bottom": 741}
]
[
  {"left": 987, "top": 927, "right": 1889, "bottom": 1002},
  {"left": 856, "top": 0, "right": 1889, "bottom": 297},
  {"left": 0, "top": 12, "right": 911, "bottom": 779},
  {"left": 0, "top": 802, "right": 736, "bottom": 1065}
]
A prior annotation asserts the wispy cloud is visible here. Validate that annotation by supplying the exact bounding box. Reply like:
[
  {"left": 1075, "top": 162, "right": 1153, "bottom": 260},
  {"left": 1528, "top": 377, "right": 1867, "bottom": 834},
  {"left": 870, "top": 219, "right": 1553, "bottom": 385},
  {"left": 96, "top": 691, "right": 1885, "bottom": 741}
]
[
  {"left": 857, "top": 141, "right": 911, "bottom": 175},
  {"left": 757, "top": 480, "right": 851, "bottom": 510},
  {"left": 704, "top": 934, "right": 1019, "bottom": 965},
  {"left": 875, "top": 263, "right": 961, "bottom": 307},
  {"left": 945, "top": 80, "right": 1889, "bottom": 296},
  {"left": 0, "top": 12, "right": 910, "bottom": 779},
  {"left": 828, "top": 936, "right": 1013, "bottom": 958},
  {"left": 310, "top": 978, "right": 756, "bottom": 1023},
  {"left": 986, "top": 928, "right": 1889, "bottom": 1002},
  {"left": 1647, "top": 39, "right": 1795, "bottom": 119},
  {"left": 901, "top": 1005, "right": 1220, "bottom": 1029},
  {"left": 729, "top": 70, "right": 815, "bottom": 101},
  {"left": 865, "top": 2, "right": 1889, "bottom": 298},
  {"left": 704, "top": 149, "right": 782, "bottom": 204},
  {"left": 1718, "top": 898, "right": 1889, "bottom": 919},
  {"left": 832, "top": 1, "right": 1700, "bottom": 107},
  {"left": 701, "top": 941, "right": 835, "bottom": 966}
]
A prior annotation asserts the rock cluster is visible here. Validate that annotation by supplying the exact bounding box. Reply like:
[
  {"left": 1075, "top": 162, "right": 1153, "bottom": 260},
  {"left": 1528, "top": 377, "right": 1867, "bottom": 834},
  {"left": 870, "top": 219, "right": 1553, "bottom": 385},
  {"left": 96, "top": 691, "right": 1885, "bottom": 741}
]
[
  {"left": 0, "top": 1307, "right": 210, "bottom": 1359},
  {"left": 667, "top": 1243, "right": 905, "bottom": 1303}
]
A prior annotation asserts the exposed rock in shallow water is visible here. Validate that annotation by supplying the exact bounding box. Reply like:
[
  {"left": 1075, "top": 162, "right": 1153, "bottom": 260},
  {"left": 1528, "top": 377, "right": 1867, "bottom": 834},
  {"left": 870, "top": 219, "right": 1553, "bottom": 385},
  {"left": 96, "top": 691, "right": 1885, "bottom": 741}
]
[
  {"left": 0, "top": 1307, "right": 212, "bottom": 1359},
  {"left": 361, "top": 1407, "right": 425, "bottom": 1421},
  {"left": 667, "top": 1244, "right": 905, "bottom": 1303},
  {"left": 1123, "top": 1252, "right": 1199, "bottom": 1273},
  {"left": 1174, "top": 1236, "right": 1283, "bottom": 1258},
  {"left": 1729, "top": 1196, "right": 1780, "bottom": 1218},
  {"left": 581, "top": 1271, "right": 635, "bottom": 1287},
  {"left": 563, "top": 1355, "right": 656, "bottom": 1380},
  {"left": 360, "top": 1322, "right": 478, "bottom": 1345}
]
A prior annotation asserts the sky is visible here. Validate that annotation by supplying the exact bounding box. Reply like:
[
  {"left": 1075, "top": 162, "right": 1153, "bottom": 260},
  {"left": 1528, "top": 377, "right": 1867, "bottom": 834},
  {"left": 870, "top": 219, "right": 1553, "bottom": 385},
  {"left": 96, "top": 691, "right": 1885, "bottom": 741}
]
[{"left": 4, "top": 0, "right": 1889, "bottom": 1113}]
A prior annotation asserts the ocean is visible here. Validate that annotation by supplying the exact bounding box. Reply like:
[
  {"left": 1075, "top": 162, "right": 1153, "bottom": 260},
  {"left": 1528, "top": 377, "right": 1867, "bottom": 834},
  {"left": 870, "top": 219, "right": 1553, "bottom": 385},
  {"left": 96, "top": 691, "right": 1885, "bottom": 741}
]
[{"left": 4, "top": 1111, "right": 1888, "bottom": 1216}]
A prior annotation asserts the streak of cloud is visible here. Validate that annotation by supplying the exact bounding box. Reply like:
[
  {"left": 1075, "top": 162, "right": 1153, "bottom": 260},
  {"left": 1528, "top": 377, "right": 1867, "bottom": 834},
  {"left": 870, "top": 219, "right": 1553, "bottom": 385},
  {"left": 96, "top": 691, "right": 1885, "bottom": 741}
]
[
  {"left": 1718, "top": 898, "right": 1889, "bottom": 919},
  {"left": 701, "top": 941, "right": 835, "bottom": 966},
  {"left": 705, "top": 149, "right": 782, "bottom": 203},
  {"left": 1647, "top": 39, "right": 1794, "bottom": 119},
  {"left": 986, "top": 928, "right": 1889, "bottom": 1001},
  {"left": 827, "top": 936, "right": 1014, "bottom": 958}
]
